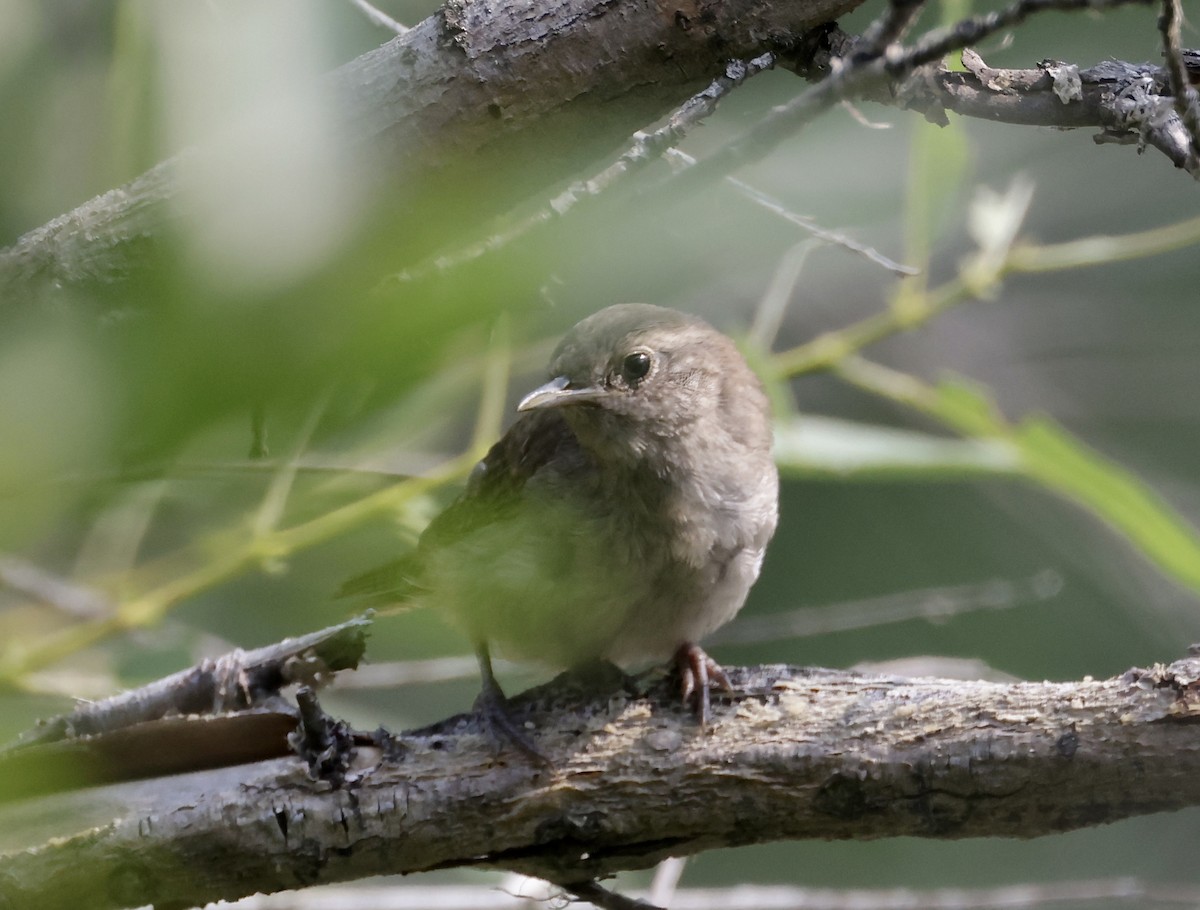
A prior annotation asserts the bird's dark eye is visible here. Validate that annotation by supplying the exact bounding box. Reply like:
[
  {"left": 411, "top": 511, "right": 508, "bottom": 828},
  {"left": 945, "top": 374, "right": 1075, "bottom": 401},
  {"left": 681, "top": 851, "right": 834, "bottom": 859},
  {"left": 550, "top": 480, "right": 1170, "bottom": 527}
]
[{"left": 621, "top": 351, "right": 652, "bottom": 384}]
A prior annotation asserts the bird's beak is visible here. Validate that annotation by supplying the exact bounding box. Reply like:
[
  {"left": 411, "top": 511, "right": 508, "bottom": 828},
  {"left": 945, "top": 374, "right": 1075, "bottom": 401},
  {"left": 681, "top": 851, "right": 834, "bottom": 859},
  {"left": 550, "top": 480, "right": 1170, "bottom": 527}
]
[{"left": 517, "top": 375, "right": 605, "bottom": 412}]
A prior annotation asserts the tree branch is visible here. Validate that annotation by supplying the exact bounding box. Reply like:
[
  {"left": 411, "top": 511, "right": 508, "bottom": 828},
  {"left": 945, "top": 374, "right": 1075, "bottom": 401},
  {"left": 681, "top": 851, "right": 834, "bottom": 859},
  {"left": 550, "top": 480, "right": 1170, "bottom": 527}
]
[
  {"left": 3, "top": 0, "right": 1188, "bottom": 310},
  {"left": 906, "top": 51, "right": 1200, "bottom": 174},
  {"left": 1158, "top": 0, "right": 1200, "bottom": 166},
  {"left": 0, "top": 0, "right": 863, "bottom": 303},
  {"left": 643, "top": 0, "right": 1160, "bottom": 205},
  {"left": 10, "top": 615, "right": 369, "bottom": 749},
  {"left": 2, "top": 654, "right": 1200, "bottom": 910},
  {"left": 0, "top": 617, "right": 372, "bottom": 802}
]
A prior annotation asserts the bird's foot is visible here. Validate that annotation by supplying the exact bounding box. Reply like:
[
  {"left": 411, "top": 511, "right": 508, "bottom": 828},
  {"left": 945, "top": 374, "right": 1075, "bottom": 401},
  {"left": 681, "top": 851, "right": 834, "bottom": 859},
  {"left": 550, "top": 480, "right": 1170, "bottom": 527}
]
[
  {"left": 673, "top": 641, "right": 732, "bottom": 727},
  {"left": 472, "top": 679, "right": 552, "bottom": 767}
]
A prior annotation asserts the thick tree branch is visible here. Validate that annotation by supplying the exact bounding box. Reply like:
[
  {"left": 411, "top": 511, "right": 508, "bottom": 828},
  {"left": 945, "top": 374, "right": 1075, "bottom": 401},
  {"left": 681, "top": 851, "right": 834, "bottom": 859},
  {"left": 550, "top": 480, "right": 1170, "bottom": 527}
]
[
  {"left": 2, "top": 655, "right": 1199, "bottom": 910},
  {"left": 2, "top": 0, "right": 1189, "bottom": 311},
  {"left": 0, "top": 0, "right": 862, "bottom": 302}
]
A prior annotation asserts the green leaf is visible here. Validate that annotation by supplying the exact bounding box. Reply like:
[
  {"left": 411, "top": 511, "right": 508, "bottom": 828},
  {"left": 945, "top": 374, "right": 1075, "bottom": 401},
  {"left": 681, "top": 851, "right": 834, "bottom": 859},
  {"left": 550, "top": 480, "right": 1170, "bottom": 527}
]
[
  {"left": 903, "top": 117, "right": 972, "bottom": 270},
  {"left": 1016, "top": 416, "right": 1200, "bottom": 592},
  {"left": 930, "top": 377, "right": 1007, "bottom": 437},
  {"left": 774, "top": 415, "right": 1020, "bottom": 480}
]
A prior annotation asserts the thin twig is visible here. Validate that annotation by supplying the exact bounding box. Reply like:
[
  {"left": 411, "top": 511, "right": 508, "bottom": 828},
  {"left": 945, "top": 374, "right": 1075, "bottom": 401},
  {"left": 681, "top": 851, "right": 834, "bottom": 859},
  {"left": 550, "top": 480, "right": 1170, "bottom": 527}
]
[
  {"left": 750, "top": 241, "right": 816, "bottom": 350},
  {"left": 347, "top": 0, "right": 408, "bottom": 35},
  {"left": 856, "top": 0, "right": 930, "bottom": 58},
  {"left": 839, "top": 98, "right": 894, "bottom": 129},
  {"left": 665, "top": 149, "right": 917, "bottom": 277},
  {"left": 647, "top": 857, "right": 687, "bottom": 909},
  {"left": 382, "top": 54, "right": 777, "bottom": 288}
]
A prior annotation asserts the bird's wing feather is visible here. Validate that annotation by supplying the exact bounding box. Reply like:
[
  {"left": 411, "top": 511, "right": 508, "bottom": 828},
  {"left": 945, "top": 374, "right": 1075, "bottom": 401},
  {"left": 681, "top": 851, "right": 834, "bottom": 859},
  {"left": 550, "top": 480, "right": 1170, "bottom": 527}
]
[
  {"left": 336, "top": 410, "right": 583, "bottom": 605},
  {"left": 419, "top": 408, "right": 584, "bottom": 553}
]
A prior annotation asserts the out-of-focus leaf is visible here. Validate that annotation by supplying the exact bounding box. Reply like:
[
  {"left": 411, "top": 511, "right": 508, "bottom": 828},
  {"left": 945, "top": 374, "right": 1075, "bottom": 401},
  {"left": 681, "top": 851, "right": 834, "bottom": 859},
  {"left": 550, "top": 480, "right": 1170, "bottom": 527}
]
[
  {"left": 1016, "top": 416, "right": 1200, "bottom": 593},
  {"left": 965, "top": 177, "right": 1035, "bottom": 286},
  {"left": 838, "top": 364, "right": 1200, "bottom": 595},
  {"left": 774, "top": 415, "right": 1020, "bottom": 479},
  {"left": 939, "top": 0, "right": 974, "bottom": 70},
  {"left": 902, "top": 116, "right": 972, "bottom": 272},
  {"left": 929, "top": 377, "right": 1007, "bottom": 438},
  {"left": 107, "top": 0, "right": 159, "bottom": 180}
]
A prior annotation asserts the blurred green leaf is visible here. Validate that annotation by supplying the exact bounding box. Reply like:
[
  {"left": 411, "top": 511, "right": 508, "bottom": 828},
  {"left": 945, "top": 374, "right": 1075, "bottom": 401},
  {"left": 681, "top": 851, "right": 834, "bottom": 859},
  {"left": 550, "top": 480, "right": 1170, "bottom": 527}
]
[
  {"left": 931, "top": 377, "right": 1011, "bottom": 438},
  {"left": 774, "top": 415, "right": 1019, "bottom": 479},
  {"left": 938, "top": 0, "right": 974, "bottom": 69},
  {"left": 1017, "top": 416, "right": 1200, "bottom": 593},
  {"left": 107, "top": 0, "right": 159, "bottom": 181},
  {"left": 903, "top": 116, "right": 972, "bottom": 273},
  {"left": 838, "top": 361, "right": 1200, "bottom": 596}
]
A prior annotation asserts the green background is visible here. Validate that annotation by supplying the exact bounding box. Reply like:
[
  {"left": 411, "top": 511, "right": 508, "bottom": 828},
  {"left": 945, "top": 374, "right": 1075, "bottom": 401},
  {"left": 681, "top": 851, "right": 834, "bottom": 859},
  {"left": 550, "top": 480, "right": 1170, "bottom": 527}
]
[{"left": 1, "top": 0, "right": 1198, "bottom": 905}]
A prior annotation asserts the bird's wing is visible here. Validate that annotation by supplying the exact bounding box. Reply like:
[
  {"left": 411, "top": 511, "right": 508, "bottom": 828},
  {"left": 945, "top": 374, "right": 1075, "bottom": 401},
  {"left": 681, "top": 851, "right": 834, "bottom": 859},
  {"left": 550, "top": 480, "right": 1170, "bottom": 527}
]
[
  {"left": 419, "top": 408, "right": 584, "bottom": 553},
  {"left": 336, "top": 409, "right": 584, "bottom": 604}
]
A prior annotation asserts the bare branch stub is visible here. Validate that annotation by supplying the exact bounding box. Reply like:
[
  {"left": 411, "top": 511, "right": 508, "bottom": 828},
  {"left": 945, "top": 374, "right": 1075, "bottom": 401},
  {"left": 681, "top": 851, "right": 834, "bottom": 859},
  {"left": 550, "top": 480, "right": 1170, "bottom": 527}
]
[
  {"left": 289, "top": 687, "right": 355, "bottom": 786},
  {"left": 5, "top": 614, "right": 372, "bottom": 749},
  {"left": 0, "top": 616, "right": 373, "bottom": 801}
]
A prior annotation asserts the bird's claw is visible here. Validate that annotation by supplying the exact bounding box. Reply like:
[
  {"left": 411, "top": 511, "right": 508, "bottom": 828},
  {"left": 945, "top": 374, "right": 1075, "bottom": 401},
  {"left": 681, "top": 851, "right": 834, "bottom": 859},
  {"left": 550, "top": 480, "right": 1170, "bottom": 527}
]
[{"left": 674, "top": 642, "right": 731, "bottom": 727}]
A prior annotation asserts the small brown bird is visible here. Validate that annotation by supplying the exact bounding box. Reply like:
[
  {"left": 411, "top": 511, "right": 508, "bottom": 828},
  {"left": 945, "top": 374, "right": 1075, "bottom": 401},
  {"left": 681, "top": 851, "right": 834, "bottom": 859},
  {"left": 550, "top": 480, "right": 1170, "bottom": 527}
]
[{"left": 413, "top": 304, "right": 780, "bottom": 754}]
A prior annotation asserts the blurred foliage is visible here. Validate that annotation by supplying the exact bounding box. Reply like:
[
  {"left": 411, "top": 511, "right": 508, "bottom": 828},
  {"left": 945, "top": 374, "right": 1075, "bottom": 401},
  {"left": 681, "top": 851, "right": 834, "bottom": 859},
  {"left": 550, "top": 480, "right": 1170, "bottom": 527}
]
[{"left": 2, "top": 0, "right": 1200, "bottom": 902}]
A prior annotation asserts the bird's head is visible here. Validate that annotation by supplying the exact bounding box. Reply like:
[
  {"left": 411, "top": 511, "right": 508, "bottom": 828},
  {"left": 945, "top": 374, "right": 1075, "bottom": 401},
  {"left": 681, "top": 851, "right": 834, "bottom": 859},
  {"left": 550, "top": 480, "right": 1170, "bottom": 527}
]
[{"left": 517, "top": 304, "right": 771, "bottom": 460}]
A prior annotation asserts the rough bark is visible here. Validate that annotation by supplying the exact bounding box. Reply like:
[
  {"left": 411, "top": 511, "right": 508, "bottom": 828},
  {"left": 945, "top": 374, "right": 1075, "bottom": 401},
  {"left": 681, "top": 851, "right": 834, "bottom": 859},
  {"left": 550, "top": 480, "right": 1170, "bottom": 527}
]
[
  {"left": 1, "top": 656, "right": 1198, "bottom": 910},
  {"left": 892, "top": 51, "right": 1200, "bottom": 172}
]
